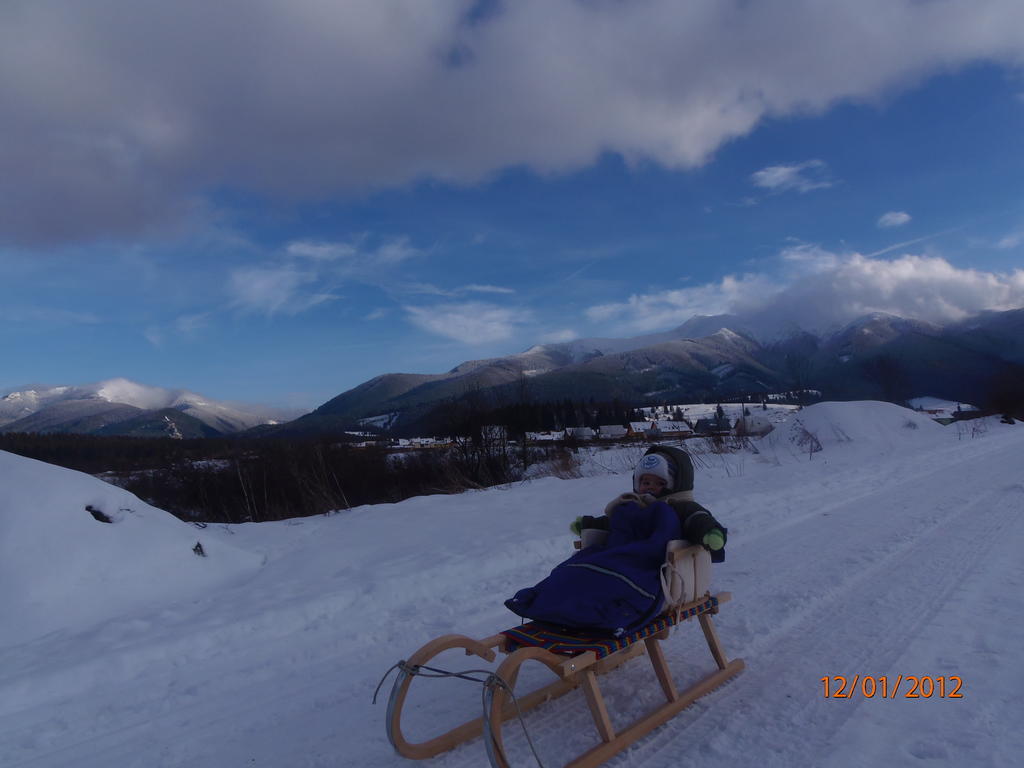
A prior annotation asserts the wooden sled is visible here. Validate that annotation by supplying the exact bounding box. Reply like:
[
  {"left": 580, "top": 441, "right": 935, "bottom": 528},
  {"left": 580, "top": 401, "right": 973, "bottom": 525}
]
[{"left": 384, "top": 542, "right": 744, "bottom": 767}]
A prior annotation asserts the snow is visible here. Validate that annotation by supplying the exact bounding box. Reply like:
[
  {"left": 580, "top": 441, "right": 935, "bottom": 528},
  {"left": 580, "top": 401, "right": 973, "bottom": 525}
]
[
  {"left": 1, "top": 401, "right": 1023, "bottom": 767},
  {"left": 908, "top": 396, "right": 978, "bottom": 418}
]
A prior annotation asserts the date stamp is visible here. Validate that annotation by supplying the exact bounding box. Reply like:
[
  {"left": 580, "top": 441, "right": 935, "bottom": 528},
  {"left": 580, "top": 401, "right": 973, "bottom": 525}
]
[{"left": 821, "top": 675, "right": 963, "bottom": 699}]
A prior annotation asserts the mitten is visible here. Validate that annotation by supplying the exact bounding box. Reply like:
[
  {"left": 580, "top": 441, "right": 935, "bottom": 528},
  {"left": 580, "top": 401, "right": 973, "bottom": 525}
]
[
  {"left": 569, "top": 516, "right": 584, "bottom": 536},
  {"left": 702, "top": 528, "right": 725, "bottom": 551}
]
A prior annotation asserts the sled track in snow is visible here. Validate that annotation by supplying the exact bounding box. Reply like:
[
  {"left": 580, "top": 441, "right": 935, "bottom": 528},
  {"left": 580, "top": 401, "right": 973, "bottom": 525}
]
[
  {"left": 611, "top": 439, "right": 1021, "bottom": 768},
  {"left": 3, "top": 433, "right": 1020, "bottom": 768},
  {"left": 428, "top": 437, "right": 1022, "bottom": 768}
]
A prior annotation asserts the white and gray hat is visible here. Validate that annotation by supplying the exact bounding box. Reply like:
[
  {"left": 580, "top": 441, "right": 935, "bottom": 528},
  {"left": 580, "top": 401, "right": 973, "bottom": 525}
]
[{"left": 633, "top": 452, "right": 675, "bottom": 492}]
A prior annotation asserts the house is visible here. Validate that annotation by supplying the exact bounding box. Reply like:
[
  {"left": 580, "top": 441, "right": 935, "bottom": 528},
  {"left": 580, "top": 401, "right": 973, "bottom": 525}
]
[
  {"left": 733, "top": 413, "right": 774, "bottom": 436},
  {"left": 694, "top": 417, "right": 730, "bottom": 434},
  {"left": 564, "top": 426, "right": 597, "bottom": 441},
  {"left": 597, "top": 424, "right": 630, "bottom": 440},
  {"left": 629, "top": 421, "right": 655, "bottom": 438},
  {"left": 526, "top": 431, "right": 562, "bottom": 442},
  {"left": 653, "top": 420, "right": 693, "bottom": 437}
]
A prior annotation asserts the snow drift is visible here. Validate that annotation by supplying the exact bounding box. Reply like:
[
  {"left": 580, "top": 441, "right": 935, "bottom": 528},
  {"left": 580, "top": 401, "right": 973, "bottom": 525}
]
[{"left": 0, "top": 450, "right": 262, "bottom": 647}]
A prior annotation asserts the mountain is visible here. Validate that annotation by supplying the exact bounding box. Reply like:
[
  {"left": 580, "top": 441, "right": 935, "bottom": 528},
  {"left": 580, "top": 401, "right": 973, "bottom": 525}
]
[
  {"left": 298, "top": 316, "right": 748, "bottom": 433},
  {"left": 283, "top": 308, "right": 1024, "bottom": 436},
  {"left": 0, "top": 378, "right": 299, "bottom": 437}
]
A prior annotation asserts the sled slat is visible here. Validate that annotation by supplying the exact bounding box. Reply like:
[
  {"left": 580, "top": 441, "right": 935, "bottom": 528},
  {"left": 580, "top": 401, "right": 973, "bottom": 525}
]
[
  {"left": 566, "top": 659, "right": 745, "bottom": 768},
  {"left": 645, "top": 636, "right": 678, "bottom": 702},
  {"left": 580, "top": 670, "right": 616, "bottom": 743}
]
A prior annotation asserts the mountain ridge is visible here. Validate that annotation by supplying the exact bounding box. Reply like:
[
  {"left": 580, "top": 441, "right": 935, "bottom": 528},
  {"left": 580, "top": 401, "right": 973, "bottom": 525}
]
[
  {"left": 281, "top": 308, "right": 1024, "bottom": 436},
  {"left": 0, "top": 378, "right": 300, "bottom": 437}
]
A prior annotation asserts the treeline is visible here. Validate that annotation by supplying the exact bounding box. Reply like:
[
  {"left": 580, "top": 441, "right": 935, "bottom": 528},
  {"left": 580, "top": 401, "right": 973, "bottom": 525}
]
[
  {"left": 0, "top": 431, "right": 562, "bottom": 524},
  {"left": 0, "top": 432, "right": 240, "bottom": 475},
  {"left": 406, "top": 396, "right": 652, "bottom": 439}
]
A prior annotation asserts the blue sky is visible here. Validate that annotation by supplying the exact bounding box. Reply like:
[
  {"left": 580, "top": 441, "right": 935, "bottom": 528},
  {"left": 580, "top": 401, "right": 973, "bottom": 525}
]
[{"left": 2, "top": 1, "right": 1023, "bottom": 410}]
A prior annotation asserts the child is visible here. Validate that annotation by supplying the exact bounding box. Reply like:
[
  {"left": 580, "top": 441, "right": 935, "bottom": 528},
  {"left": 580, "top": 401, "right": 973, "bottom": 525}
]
[{"left": 573, "top": 445, "right": 727, "bottom": 560}]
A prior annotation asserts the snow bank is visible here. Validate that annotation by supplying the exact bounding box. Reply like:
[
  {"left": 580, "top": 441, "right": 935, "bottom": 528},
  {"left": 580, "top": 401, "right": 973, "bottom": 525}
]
[
  {"left": 774, "top": 400, "right": 943, "bottom": 452},
  {"left": 0, "top": 450, "right": 263, "bottom": 646}
]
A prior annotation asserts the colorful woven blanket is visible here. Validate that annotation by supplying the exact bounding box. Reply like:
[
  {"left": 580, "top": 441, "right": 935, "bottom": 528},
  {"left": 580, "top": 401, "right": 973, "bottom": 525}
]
[{"left": 500, "top": 595, "right": 719, "bottom": 660}]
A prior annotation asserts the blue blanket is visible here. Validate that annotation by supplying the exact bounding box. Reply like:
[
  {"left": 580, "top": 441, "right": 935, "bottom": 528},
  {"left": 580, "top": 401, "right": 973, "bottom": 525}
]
[{"left": 504, "top": 501, "right": 682, "bottom": 637}]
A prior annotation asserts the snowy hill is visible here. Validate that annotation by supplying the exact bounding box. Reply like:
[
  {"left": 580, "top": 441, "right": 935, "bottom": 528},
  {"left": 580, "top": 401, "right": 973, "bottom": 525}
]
[
  {"left": 0, "top": 377, "right": 298, "bottom": 435},
  {"left": 1, "top": 402, "right": 1022, "bottom": 767},
  {"left": 0, "top": 450, "right": 263, "bottom": 647}
]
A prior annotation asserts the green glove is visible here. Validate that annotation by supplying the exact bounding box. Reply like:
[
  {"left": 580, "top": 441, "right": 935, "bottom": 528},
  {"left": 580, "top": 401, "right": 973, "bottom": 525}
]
[
  {"left": 702, "top": 529, "right": 725, "bottom": 551},
  {"left": 569, "top": 516, "right": 583, "bottom": 536}
]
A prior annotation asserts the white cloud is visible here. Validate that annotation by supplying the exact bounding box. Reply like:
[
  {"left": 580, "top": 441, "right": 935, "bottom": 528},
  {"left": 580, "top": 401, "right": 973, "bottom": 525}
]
[
  {"left": 175, "top": 313, "right": 210, "bottom": 335},
  {"left": 878, "top": 211, "right": 912, "bottom": 228},
  {"left": 586, "top": 273, "right": 782, "bottom": 332},
  {"left": 405, "top": 302, "right": 532, "bottom": 344},
  {"left": 224, "top": 235, "right": 421, "bottom": 316},
  {"left": 227, "top": 266, "right": 335, "bottom": 315},
  {"left": 144, "top": 326, "right": 163, "bottom": 347},
  {"left": 286, "top": 241, "right": 359, "bottom": 261},
  {"left": 539, "top": 329, "right": 579, "bottom": 343},
  {"left": 751, "top": 160, "right": 834, "bottom": 193},
  {"left": 285, "top": 236, "right": 421, "bottom": 270},
  {"left": 586, "top": 250, "right": 1024, "bottom": 335},
  {"left": 5, "top": 0, "right": 1024, "bottom": 245},
  {"left": 780, "top": 243, "right": 842, "bottom": 273},
  {"left": 463, "top": 284, "right": 515, "bottom": 294},
  {"left": 996, "top": 233, "right": 1022, "bottom": 249}
]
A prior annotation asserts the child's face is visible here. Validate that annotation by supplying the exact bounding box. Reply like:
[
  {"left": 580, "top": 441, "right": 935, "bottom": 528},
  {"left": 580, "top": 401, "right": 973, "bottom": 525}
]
[{"left": 637, "top": 473, "right": 667, "bottom": 495}]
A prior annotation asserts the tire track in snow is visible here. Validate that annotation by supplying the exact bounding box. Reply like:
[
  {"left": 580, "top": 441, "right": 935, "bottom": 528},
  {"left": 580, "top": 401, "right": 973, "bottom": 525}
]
[{"left": 614, "top": 438, "right": 1022, "bottom": 768}]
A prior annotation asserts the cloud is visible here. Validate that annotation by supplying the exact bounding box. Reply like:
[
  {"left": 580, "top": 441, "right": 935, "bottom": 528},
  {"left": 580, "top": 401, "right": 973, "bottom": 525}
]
[
  {"left": 751, "top": 160, "right": 834, "bottom": 193},
  {"left": 175, "top": 312, "right": 210, "bottom": 335},
  {"left": 996, "top": 233, "right": 1022, "bottom": 249},
  {"left": 878, "top": 211, "right": 912, "bottom": 228},
  {"left": 586, "top": 250, "right": 1024, "bottom": 335},
  {"left": 222, "top": 234, "right": 421, "bottom": 315},
  {"left": 463, "top": 284, "right": 515, "bottom": 294},
  {"left": 286, "top": 241, "right": 359, "bottom": 261},
  {"left": 539, "top": 329, "right": 579, "bottom": 343},
  {"left": 5, "top": 0, "right": 1024, "bottom": 245},
  {"left": 144, "top": 326, "right": 163, "bottom": 347},
  {"left": 586, "top": 272, "right": 782, "bottom": 331},
  {"left": 285, "top": 236, "right": 421, "bottom": 271},
  {"left": 405, "top": 302, "right": 532, "bottom": 344},
  {"left": 227, "top": 265, "right": 335, "bottom": 315}
]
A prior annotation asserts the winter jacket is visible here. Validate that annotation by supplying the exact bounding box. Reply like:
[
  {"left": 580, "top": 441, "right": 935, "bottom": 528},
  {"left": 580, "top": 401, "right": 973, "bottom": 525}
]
[{"left": 602, "top": 489, "right": 727, "bottom": 562}]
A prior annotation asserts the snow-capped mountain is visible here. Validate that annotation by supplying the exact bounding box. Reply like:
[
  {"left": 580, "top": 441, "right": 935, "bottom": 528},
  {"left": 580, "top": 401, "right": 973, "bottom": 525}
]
[
  {"left": 0, "top": 378, "right": 299, "bottom": 436},
  {"left": 283, "top": 308, "right": 1024, "bottom": 436}
]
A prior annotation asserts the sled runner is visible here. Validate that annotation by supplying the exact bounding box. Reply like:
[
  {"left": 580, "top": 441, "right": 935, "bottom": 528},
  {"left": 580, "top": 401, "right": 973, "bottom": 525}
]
[{"left": 382, "top": 542, "right": 744, "bottom": 768}]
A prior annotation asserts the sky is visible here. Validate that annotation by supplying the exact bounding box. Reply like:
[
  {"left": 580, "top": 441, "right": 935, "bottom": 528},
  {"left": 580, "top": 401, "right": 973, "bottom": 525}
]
[{"left": 2, "top": 0, "right": 1024, "bottom": 410}]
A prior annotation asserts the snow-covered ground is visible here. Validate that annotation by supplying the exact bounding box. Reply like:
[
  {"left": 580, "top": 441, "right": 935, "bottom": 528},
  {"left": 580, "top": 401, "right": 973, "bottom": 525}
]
[
  {"left": 907, "top": 396, "right": 979, "bottom": 419},
  {"left": 1, "top": 401, "right": 1022, "bottom": 767},
  {"left": 638, "top": 401, "right": 801, "bottom": 426}
]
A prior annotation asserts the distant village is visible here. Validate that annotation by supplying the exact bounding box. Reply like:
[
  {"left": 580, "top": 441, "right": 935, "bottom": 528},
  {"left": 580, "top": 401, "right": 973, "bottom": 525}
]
[
  {"left": 345, "top": 399, "right": 800, "bottom": 450},
  {"left": 346, "top": 394, "right": 979, "bottom": 451}
]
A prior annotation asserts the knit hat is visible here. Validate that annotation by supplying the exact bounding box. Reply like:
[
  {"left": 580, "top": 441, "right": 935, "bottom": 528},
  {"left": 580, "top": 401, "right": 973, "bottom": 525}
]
[{"left": 633, "top": 452, "right": 675, "bottom": 493}]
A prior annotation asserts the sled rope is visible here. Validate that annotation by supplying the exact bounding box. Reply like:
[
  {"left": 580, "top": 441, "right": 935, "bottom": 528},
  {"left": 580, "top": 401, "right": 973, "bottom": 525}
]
[{"left": 374, "top": 661, "right": 547, "bottom": 768}]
